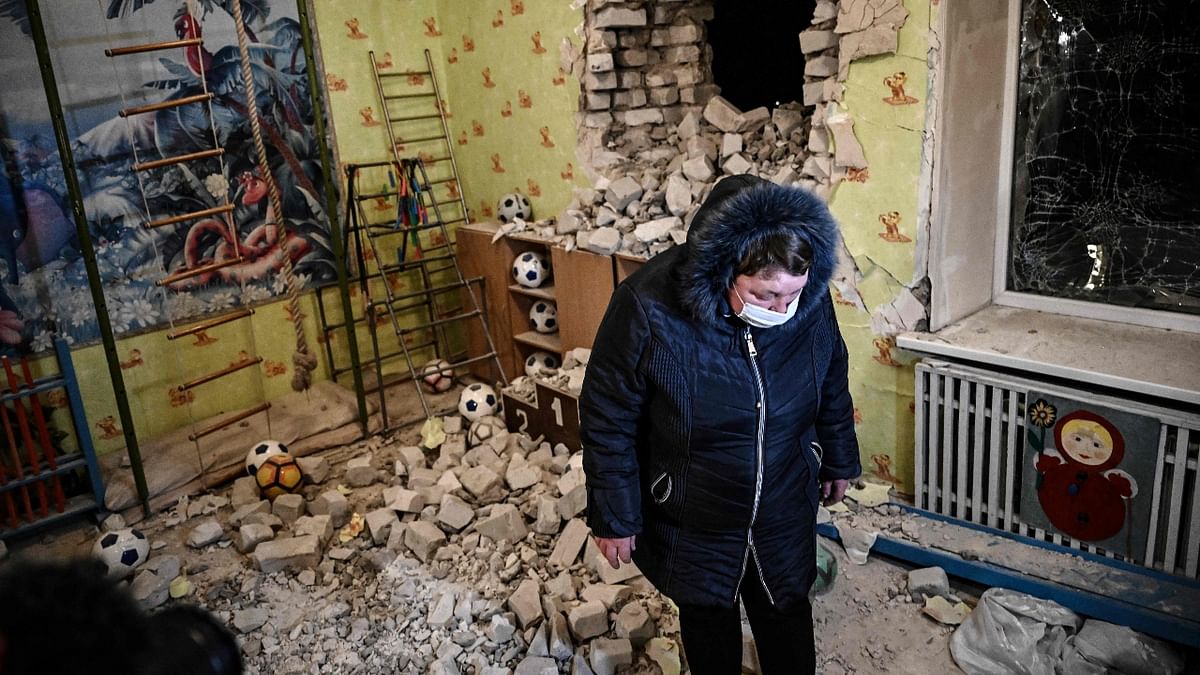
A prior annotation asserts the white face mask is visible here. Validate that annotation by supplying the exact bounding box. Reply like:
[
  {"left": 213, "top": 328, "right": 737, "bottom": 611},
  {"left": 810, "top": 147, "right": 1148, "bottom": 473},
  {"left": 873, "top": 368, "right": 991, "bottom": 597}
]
[{"left": 734, "top": 288, "right": 800, "bottom": 328}]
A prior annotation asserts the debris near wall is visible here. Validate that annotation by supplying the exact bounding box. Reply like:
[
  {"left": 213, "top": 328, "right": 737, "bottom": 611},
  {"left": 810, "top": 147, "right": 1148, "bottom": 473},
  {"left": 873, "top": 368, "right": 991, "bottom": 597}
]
[{"left": 133, "top": 409, "right": 676, "bottom": 675}]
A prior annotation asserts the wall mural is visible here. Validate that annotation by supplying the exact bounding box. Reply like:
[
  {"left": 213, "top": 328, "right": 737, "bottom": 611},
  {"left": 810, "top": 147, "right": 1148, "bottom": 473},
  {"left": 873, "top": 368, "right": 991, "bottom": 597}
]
[
  {"left": 0, "top": 0, "right": 333, "bottom": 357},
  {"left": 1022, "top": 393, "right": 1157, "bottom": 558}
]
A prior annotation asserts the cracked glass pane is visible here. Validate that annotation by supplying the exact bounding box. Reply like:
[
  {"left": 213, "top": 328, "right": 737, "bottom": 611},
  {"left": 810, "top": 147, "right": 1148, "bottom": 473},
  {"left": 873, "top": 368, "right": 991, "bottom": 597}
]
[{"left": 1009, "top": 0, "right": 1200, "bottom": 316}]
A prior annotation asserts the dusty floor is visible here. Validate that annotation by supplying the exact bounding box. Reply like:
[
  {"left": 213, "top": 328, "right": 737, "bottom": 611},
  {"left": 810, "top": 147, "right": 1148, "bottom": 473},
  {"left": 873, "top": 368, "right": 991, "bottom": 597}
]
[{"left": 8, "top": 382, "right": 965, "bottom": 674}]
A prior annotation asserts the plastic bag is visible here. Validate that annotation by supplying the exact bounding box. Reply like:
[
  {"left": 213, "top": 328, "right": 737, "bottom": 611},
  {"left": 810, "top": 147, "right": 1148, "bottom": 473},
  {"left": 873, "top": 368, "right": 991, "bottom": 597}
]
[
  {"left": 1060, "top": 620, "right": 1184, "bottom": 675},
  {"left": 950, "top": 588, "right": 1081, "bottom": 675}
]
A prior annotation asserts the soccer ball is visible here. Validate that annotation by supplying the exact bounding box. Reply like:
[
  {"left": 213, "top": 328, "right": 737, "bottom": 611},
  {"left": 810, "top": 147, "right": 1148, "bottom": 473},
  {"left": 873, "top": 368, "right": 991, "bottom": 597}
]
[
  {"left": 246, "top": 439, "right": 289, "bottom": 477},
  {"left": 497, "top": 192, "right": 532, "bottom": 224},
  {"left": 525, "top": 351, "right": 560, "bottom": 377},
  {"left": 93, "top": 527, "right": 150, "bottom": 579},
  {"left": 255, "top": 454, "right": 305, "bottom": 500},
  {"left": 529, "top": 301, "right": 558, "bottom": 334},
  {"left": 458, "top": 383, "right": 499, "bottom": 422},
  {"left": 512, "top": 250, "right": 551, "bottom": 288},
  {"left": 468, "top": 416, "right": 501, "bottom": 446},
  {"left": 420, "top": 359, "right": 455, "bottom": 393}
]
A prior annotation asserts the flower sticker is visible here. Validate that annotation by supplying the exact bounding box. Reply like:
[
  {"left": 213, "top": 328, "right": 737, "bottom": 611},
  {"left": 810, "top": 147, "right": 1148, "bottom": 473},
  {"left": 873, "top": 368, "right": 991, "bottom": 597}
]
[{"left": 1028, "top": 399, "right": 1057, "bottom": 428}]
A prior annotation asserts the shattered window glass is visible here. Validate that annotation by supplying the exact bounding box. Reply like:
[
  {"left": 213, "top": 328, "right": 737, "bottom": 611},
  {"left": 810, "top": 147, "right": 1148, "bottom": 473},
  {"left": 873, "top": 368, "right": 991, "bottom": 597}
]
[{"left": 1009, "top": 0, "right": 1200, "bottom": 316}]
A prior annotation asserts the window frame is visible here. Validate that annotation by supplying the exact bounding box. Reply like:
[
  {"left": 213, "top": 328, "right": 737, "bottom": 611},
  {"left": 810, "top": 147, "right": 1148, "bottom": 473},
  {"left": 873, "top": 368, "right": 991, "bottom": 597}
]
[{"left": 990, "top": 0, "right": 1200, "bottom": 334}]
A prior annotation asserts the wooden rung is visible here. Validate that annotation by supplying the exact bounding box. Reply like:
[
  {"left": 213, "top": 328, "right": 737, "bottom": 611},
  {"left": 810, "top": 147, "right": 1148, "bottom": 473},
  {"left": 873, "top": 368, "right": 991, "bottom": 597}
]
[
  {"left": 389, "top": 114, "right": 440, "bottom": 123},
  {"left": 395, "top": 134, "right": 446, "bottom": 144},
  {"left": 156, "top": 257, "right": 243, "bottom": 287},
  {"left": 167, "top": 308, "right": 254, "bottom": 340},
  {"left": 145, "top": 203, "right": 234, "bottom": 229},
  {"left": 134, "top": 148, "right": 223, "bottom": 172},
  {"left": 105, "top": 37, "right": 202, "bottom": 57},
  {"left": 188, "top": 402, "right": 271, "bottom": 442},
  {"left": 177, "top": 356, "right": 262, "bottom": 391},
  {"left": 121, "top": 93, "right": 213, "bottom": 118}
]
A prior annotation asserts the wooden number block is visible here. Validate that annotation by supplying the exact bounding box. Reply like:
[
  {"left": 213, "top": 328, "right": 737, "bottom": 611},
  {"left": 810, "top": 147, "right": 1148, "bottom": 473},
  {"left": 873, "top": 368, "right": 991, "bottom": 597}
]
[
  {"left": 503, "top": 391, "right": 543, "bottom": 439},
  {"left": 534, "top": 382, "right": 580, "bottom": 451}
]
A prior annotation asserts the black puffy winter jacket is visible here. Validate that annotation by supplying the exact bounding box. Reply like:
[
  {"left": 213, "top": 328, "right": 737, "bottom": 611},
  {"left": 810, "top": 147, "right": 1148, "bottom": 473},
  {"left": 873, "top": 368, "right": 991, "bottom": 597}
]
[{"left": 580, "top": 175, "right": 860, "bottom": 611}]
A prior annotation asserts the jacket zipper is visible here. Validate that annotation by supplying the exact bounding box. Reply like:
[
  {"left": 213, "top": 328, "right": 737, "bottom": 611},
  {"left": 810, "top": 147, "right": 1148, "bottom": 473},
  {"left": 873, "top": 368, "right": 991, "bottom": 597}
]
[{"left": 734, "top": 328, "right": 775, "bottom": 605}]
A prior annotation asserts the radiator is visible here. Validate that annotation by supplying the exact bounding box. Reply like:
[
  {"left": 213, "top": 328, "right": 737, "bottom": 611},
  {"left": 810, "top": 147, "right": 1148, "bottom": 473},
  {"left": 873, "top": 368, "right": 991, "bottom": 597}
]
[{"left": 914, "top": 359, "right": 1200, "bottom": 579}]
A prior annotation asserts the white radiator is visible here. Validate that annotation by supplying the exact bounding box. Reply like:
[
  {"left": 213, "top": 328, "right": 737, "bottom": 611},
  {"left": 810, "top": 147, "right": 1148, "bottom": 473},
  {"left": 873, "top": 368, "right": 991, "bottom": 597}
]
[{"left": 915, "top": 359, "right": 1200, "bottom": 579}]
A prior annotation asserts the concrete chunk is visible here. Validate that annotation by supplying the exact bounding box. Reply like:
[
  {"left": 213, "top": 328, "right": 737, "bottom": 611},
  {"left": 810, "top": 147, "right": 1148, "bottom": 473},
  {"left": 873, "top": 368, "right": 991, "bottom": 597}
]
[
  {"left": 634, "top": 217, "right": 681, "bottom": 243},
  {"left": 252, "top": 535, "right": 320, "bottom": 573},
  {"left": 720, "top": 133, "right": 743, "bottom": 159},
  {"left": 589, "top": 638, "right": 633, "bottom": 675},
  {"left": 804, "top": 55, "right": 838, "bottom": 78},
  {"left": 475, "top": 503, "right": 529, "bottom": 543},
  {"left": 365, "top": 508, "right": 398, "bottom": 545},
  {"left": 405, "top": 520, "right": 447, "bottom": 562},
  {"left": 385, "top": 487, "right": 425, "bottom": 514},
  {"left": 682, "top": 155, "right": 714, "bottom": 183},
  {"left": 549, "top": 518, "right": 590, "bottom": 570},
  {"left": 580, "top": 584, "right": 634, "bottom": 610},
  {"left": 514, "top": 656, "right": 557, "bottom": 675},
  {"left": 594, "top": 7, "right": 647, "bottom": 28},
  {"left": 737, "top": 106, "right": 771, "bottom": 133},
  {"left": 344, "top": 455, "right": 377, "bottom": 487},
  {"left": 604, "top": 177, "right": 644, "bottom": 212},
  {"left": 533, "top": 496, "right": 561, "bottom": 535},
  {"left": 773, "top": 106, "right": 806, "bottom": 139},
  {"left": 271, "top": 493, "right": 305, "bottom": 524},
  {"left": 568, "top": 600, "right": 608, "bottom": 640},
  {"left": 231, "top": 477, "right": 260, "bottom": 507},
  {"left": 587, "top": 52, "right": 614, "bottom": 73},
  {"left": 437, "top": 493, "right": 475, "bottom": 531},
  {"left": 908, "top": 566, "right": 950, "bottom": 598},
  {"left": 461, "top": 465, "right": 504, "bottom": 504},
  {"left": 799, "top": 29, "right": 839, "bottom": 53},
  {"left": 428, "top": 591, "right": 456, "bottom": 629},
  {"left": 228, "top": 500, "right": 270, "bottom": 528},
  {"left": 826, "top": 112, "right": 868, "bottom": 168},
  {"left": 310, "top": 490, "right": 350, "bottom": 528},
  {"left": 235, "top": 523, "right": 274, "bottom": 554},
  {"left": 508, "top": 578, "right": 543, "bottom": 628},
  {"left": 295, "top": 455, "right": 330, "bottom": 485},
  {"left": 187, "top": 519, "right": 224, "bottom": 548},
  {"left": 292, "top": 514, "right": 333, "bottom": 545},
  {"left": 702, "top": 96, "right": 742, "bottom": 133},
  {"left": 722, "top": 154, "right": 753, "bottom": 176},
  {"left": 585, "top": 227, "right": 621, "bottom": 255}
]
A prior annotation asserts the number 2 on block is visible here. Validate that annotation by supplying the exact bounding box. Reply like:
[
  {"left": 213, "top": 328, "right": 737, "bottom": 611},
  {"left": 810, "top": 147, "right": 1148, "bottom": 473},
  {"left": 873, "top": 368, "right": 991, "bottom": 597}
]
[
  {"left": 550, "top": 397, "right": 564, "bottom": 427},
  {"left": 515, "top": 409, "right": 529, "bottom": 433}
]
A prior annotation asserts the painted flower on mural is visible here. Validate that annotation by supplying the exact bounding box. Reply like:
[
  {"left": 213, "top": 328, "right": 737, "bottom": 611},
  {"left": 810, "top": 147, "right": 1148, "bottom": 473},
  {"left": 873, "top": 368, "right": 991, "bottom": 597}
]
[
  {"left": 272, "top": 271, "right": 309, "bottom": 295},
  {"left": 240, "top": 284, "right": 273, "bottom": 305},
  {"left": 112, "top": 295, "right": 159, "bottom": 331},
  {"left": 207, "top": 290, "right": 237, "bottom": 311},
  {"left": 1028, "top": 399, "right": 1057, "bottom": 429},
  {"left": 204, "top": 173, "right": 230, "bottom": 201}
]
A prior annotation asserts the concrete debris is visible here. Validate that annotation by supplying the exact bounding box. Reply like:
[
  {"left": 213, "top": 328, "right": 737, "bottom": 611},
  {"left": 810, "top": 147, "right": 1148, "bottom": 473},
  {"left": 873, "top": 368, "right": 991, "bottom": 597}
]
[
  {"left": 251, "top": 535, "right": 320, "bottom": 573},
  {"left": 271, "top": 493, "right": 305, "bottom": 524},
  {"left": 187, "top": 519, "right": 224, "bottom": 548},
  {"left": 343, "top": 455, "right": 378, "bottom": 487},
  {"left": 908, "top": 567, "right": 951, "bottom": 600}
]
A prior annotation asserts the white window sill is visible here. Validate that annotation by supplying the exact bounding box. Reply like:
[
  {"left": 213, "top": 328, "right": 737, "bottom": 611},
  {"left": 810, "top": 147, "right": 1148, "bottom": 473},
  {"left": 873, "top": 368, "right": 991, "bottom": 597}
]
[{"left": 896, "top": 305, "right": 1200, "bottom": 406}]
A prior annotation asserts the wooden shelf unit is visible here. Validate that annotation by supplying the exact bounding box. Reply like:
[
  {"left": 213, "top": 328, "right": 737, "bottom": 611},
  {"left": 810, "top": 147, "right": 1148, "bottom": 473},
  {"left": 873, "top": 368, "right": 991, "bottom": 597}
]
[{"left": 456, "top": 222, "right": 615, "bottom": 380}]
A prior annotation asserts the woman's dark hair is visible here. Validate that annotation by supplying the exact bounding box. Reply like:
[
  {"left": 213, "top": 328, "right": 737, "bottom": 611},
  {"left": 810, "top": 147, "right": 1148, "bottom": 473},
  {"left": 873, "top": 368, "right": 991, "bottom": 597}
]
[{"left": 734, "top": 230, "right": 813, "bottom": 279}]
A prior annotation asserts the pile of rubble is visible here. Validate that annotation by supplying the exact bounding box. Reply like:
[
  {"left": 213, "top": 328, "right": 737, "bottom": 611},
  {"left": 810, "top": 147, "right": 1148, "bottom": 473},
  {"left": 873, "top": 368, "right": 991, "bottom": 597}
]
[
  {"left": 507, "top": 348, "right": 591, "bottom": 405},
  {"left": 497, "top": 94, "right": 815, "bottom": 262},
  {"left": 130, "top": 409, "right": 681, "bottom": 675}
]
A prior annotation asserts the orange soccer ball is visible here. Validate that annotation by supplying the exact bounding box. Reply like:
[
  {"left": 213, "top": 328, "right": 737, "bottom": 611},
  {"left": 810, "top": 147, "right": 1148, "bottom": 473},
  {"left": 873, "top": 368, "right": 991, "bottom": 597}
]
[{"left": 255, "top": 454, "right": 304, "bottom": 500}]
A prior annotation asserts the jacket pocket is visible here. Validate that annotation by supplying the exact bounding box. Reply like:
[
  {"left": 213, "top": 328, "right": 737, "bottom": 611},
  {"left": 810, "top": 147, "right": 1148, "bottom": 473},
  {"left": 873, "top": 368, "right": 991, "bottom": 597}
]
[{"left": 650, "top": 472, "right": 673, "bottom": 504}]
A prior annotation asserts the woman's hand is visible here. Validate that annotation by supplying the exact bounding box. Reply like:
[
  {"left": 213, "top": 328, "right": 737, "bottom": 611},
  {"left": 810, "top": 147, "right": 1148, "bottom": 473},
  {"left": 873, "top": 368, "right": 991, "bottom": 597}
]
[
  {"left": 821, "top": 479, "right": 850, "bottom": 506},
  {"left": 594, "top": 535, "right": 636, "bottom": 569}
]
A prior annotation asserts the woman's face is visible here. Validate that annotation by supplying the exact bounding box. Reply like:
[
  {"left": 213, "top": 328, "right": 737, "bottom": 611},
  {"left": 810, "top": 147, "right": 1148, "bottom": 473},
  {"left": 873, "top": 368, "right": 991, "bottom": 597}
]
[{"left": 728, "top": 269, "right": 809, "bottom": 314}]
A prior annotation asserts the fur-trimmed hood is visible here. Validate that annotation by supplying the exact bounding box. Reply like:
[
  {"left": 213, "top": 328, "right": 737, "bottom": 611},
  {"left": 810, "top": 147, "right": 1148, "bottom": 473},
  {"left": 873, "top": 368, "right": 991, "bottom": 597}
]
[{"left": 678, "top": 175, "right": 841, "bottom": 325}]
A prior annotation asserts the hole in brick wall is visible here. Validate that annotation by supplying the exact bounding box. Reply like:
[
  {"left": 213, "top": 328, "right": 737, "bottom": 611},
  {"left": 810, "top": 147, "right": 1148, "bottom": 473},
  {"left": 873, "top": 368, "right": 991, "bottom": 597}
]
[{"left": 706, "top": 0, "right": 815, "bottom": 111}]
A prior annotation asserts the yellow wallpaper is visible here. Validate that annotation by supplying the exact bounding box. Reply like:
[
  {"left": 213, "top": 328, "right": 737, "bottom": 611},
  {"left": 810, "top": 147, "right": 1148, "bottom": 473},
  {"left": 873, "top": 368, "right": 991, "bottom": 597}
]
[
  {"left": 434, "top": 0, "right": 585, "bottom": 220},
  {"left": 827, "top": 0, "right": 932, "bottom": 494}
]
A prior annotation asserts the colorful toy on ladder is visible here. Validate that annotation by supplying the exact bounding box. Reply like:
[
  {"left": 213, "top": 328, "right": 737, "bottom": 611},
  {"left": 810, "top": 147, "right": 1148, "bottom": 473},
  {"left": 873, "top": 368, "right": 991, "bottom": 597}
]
[{"left": 395, "top": 159, "right": 428, "bottom": 261}]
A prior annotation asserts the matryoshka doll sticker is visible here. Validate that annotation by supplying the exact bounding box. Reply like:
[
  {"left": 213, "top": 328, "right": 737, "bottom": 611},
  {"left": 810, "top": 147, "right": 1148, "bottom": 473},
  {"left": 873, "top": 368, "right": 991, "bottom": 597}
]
[{"left": 1031, "top": 405, "right": 1136, "bottom": 541}]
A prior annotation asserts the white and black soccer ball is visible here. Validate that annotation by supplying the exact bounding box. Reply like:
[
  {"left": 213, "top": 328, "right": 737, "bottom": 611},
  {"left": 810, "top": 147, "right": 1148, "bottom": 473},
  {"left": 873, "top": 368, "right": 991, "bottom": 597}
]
[
  {"left": 93, "top": 527, "right": 150, "bottom": 579},
  {"left": 512, "top": 250, "right": 551, "bottom": 288},
  {"left": 420, "top": 358, "right": 455, "bottom": 393},
  {"left": 525, "top": 351, "right": 560, "bottom": 377},
  {"left": 458, "top": 383, "right": 499, "bottom": 422},
  {"left": 497, "top": 192, "right": 532, "bottom": 224},
  {"left": 529, "top": 301, "right": 558, "bottom": 334},
  {"left": 468, "top": 416, "right": 500, "bottom": 446},
  {"left": 246, "top": 439, "right": 290, "bottom": 477}
]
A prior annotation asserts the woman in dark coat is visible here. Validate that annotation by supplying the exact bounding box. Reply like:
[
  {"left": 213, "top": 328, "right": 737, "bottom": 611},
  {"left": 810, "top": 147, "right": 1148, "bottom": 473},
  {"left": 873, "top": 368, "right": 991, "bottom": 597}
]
[{"left": 580, "top": 175, "right": 860, "bottom": 674}]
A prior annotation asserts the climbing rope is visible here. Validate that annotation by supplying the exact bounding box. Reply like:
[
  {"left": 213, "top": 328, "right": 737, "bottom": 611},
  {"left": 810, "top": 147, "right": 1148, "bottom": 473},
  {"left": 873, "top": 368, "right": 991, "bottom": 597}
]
[{"left": 230, "top": 0, "right": 317, "bottom": 392}]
